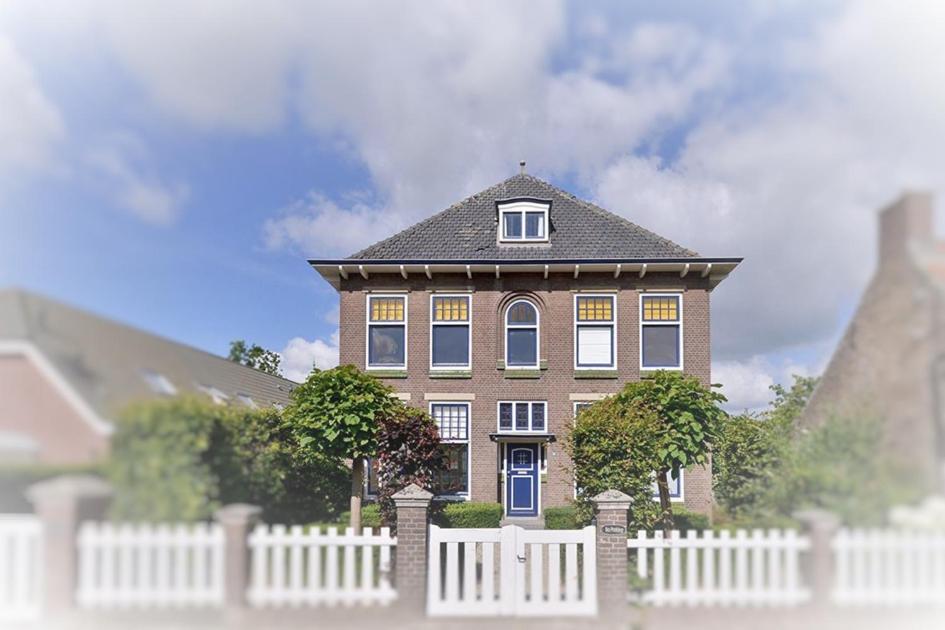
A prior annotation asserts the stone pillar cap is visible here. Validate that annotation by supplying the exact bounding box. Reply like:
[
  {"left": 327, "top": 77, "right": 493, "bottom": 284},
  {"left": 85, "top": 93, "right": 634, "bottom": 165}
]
[
  {"left": 26, "top": 474, "right": 113, "bottom": 503},
  {"left": 392, "top": 483, "right": 434, "bottom": 506},
  {"left": 591, "top": 489, "right": 632, "bottom": 508},
  {"left": 215, "top": 503, "right": 263, "bottom": 525}
]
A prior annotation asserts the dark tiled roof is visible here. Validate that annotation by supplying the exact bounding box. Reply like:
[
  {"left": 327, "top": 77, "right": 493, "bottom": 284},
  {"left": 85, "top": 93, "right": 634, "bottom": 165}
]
[
  {"left": 0, "top": 289, "right": 297, "bottom": 421},
  {"left": 348, "top": 174, "right": 698, "bottom": 261}
]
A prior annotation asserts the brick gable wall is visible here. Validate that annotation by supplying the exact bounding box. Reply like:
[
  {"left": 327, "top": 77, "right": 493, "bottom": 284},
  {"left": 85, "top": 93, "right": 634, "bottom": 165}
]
[{"left": 338, "top": 271, "right": 714, "bottom": 514}]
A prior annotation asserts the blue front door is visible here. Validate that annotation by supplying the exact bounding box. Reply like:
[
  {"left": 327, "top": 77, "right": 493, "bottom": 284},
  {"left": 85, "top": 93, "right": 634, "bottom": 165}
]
[{"left": 506, "top": 444, "right": 539, "bottom": 517}]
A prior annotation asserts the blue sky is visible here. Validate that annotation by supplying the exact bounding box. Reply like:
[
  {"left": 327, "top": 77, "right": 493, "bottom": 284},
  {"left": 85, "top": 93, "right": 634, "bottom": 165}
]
[{"left": 2, "top": 1, "right": 943, "bottom": 409}]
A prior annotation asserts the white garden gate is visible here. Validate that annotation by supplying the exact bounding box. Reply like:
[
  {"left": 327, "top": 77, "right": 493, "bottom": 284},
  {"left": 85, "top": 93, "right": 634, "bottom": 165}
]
[{"left": 427, "top": 524, "right": 596, "bottom": 617}]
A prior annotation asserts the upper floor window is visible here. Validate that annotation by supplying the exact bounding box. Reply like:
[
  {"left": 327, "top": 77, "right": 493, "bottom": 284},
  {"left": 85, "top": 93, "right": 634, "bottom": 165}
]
[
  {"left": 640, "top": 294, "right": 682, "bottom": 369},
  {"left": 141, "top": 369, "right": 177, "bottom": 396},
  {"left": 367, "top": 295, "right": 406, "bottom": 369},
  {"left": 498, "top": 200, "right": 550, "bottom": 242},
  {"left": 574, "top": 294, "right": 616, "bottom": 369},
  {"left": 430, "top": 295, "right": 471, "bottom": 369},
  {"left": 505, "top": 299, "right": 539, "bottom": 368}
]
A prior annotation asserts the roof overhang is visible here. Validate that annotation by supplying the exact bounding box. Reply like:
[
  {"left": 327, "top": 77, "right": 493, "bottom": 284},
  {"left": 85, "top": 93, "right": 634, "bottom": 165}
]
[{"left": 308, "top": 257, "right": 742, "bottom": 290}]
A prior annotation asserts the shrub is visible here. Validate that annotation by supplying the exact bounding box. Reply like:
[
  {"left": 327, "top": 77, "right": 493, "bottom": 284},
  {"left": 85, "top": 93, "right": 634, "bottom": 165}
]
[
  {"left": 338, "top": 503, "right": 382, "bottom": 530},
  {"left": 375, "top": 405, "right": 445, "bottom": 529},
  {"left": 544, "top": 505, "right": 581, "bottom": 529},
  {"left": 434, "top": 502, "right": 502, "bottom": 528},
  {"left": 565, "top": 395, "right": 663, "bottom": 531},
  {"left": 109, "top": 397, "right": 347, "bottom": 523},
  {"left": 671, "top": 505, "right": 710, "bottom": 531}
]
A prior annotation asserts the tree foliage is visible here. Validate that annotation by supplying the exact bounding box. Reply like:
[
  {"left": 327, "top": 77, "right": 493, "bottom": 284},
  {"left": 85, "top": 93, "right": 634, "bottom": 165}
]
[
  {"left": 228, "top": 339, "right": 282, "bottom": 376},
  {"left": 283, "top": 365, "right": 400, "bottom": 530},
  {"left": 566, "top": 396, "right": 664, "bottom": 530},
  {"left": 616, "top": 371, "right": 727, "bottom": 529},
  {"left": 108, "top": 397, "right": 347, "bottom": 523},
  {"left": 375, "top": 405, "right": 446, "bottom": 528}
]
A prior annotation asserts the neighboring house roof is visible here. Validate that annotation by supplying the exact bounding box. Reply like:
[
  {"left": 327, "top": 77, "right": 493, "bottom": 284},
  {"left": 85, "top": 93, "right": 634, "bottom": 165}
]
[
  {"left": 0, "top": 289, "right": 296, "bottom": 429},
  {"left": 347, "top": 173, "right": 700, "bottom": 261}
]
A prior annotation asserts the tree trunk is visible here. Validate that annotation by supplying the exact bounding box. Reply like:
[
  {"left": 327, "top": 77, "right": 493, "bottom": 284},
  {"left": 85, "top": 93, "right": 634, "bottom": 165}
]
[
  {"left": 350, "top": 458, "right": 364, "bottom": 533},
  {"left": 656, "top": 468, "right": 673, "bottom": 535}
]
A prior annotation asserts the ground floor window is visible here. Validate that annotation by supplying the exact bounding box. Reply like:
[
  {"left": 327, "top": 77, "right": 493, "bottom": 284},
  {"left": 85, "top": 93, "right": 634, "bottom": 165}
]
[
  {"left": 430, "top": 402, "right": 470, "bottom": 496},
  {"left": 651, "top": 469, "right": 684, "bottom": 500}
]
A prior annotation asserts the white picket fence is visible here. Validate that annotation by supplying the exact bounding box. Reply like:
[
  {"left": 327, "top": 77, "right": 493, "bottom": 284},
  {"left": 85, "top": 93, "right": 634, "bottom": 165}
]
[
  {"left": 0, "top": 515, "right": 43, "bottom": 622},
  {"left": 76, "top": 522, "right": 225, "bottom": 608},
  {"left": 427, "top": 524, "right": 597, "bottom": 617},
  {"left": 833, "top": 528, "right": 945, "bottom": 606},
  {"left": 628, "top": 529, "right": 810, "bottom": 607},
  {"left": 247, "top": 525, "right": 396, "bottom": 607}
]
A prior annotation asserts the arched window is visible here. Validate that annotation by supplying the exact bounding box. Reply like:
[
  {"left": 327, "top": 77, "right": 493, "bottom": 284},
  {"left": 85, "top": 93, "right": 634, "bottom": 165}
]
[{"left": 505, "top": 299, "right": 539, "bottom": 368}]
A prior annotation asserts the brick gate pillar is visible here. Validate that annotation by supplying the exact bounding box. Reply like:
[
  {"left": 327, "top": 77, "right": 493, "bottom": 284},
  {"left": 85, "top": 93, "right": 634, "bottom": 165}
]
[
  {"left": 215, "top": 503, "right": 262, "bottom": 615},
  {"left": 392, "top": 483, "right": 433, "bottom": 613},
  {"left": 795, "top": 509, "right": 840, "bottom": 607},
  {"left": 591, "top": 489, "right": 632, "bottom": 620},
  {"left": 26, "top": 475, "right": 113, "bottom": 615}
]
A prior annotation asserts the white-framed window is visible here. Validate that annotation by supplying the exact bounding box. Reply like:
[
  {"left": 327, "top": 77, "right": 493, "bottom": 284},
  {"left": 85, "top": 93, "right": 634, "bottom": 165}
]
[
  {"left": 237, "top": 393, "right": 257, "bottom": 409},
  {"left": 430, "top": 402, "right": 470, "bottom": 497},
  {"left": 640, "top": 293, "right": 683, "bottom": 370},
  {"left": 498, "top": 201, "right": 550, "bottom": 242},
  {"left": 198, "top": 384, "right": 229, "bottom": 405},
  {"left": 430, "top": 294, "right": 471, "bottom": 370},
  {"left": 505, "top": 299, "right": 539, "bottom": 368},
  {"left": 652, "top": 469, "right": 684, "bottom": 502},
  {"left": 366, "top": 294, "right": 407, "bottom": 369},
  {"left": 572, "top": 401, "right": 595, "bottom": 418},
  {"left": 141, "top": 369, "right": 177, "bottom": 396},
  {"left": 574, "top": 294, "right": 616, "bottom": 369},
  {"left": 497, "top": 401, "right": 547, "bottom": 433}
]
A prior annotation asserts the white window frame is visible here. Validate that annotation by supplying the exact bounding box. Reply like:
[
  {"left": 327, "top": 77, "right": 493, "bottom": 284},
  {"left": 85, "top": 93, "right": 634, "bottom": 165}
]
[
  {"left": 498, "top": 200, "right": 550, "bottom": 242},
  {"left": 573, "top": 293, "right": 617, "bottom": 370},
  {"left": 365, "top": 293, "right": 408, "bottom": 370},
  {"left": 504, "top": 299, "right": 540, "bottom": 369},
  {"left": 429, "top": 401, "right": 471, "bottom": 500},
  {"left": 651, "top": 469, "right": 685, "bottom": 503},
  {"left": 639, "top": 292, "right": 684, "bottom": 371},
  {"left": 429, "top": 293, "right": 472, "bottom": 371},
  {"left": 496, "top": 400, "right": 548, "bottom": 433}
]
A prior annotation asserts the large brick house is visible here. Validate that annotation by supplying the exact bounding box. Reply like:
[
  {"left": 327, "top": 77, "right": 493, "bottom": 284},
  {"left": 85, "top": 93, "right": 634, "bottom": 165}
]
[{"left": 310, "top": 172, "right": 741, "bottom": 518}]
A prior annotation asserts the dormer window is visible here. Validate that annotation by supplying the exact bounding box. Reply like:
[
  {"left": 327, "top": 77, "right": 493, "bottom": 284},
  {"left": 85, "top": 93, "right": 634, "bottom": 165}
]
[{"left": 498, "top": 200, "right": 550, "bottom": 242}]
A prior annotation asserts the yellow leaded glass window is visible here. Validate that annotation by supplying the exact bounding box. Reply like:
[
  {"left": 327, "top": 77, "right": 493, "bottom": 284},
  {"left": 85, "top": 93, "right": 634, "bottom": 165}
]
[
  {"left": 432, "top": 296, "right": 469, "bottom": 322},
  {"left": 370, "top": 297, "right": 404, "bottom": 322},
  {"left": 576, "top": 296, "right": 613, "bottom": 321},
  {"left": 642, "top": 296, "right": 679, "bottom": 322}
]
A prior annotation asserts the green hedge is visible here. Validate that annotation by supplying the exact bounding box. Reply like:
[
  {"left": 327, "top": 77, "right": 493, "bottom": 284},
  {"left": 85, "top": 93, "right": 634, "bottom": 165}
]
[
  {"left": 544, "top": 505, "right": 581, "bottom": 529},
  {"left": 433, "top": 501, "right": 502, "bottom": 528},
  {"left": 337, "top": 503, "right": 382, "bottom": 529},
  {"left": 672, "top": 505, "right": 710, "bottom": 531}
]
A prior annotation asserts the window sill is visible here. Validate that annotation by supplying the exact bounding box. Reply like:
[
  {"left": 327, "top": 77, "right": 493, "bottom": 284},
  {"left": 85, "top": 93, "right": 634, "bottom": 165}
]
[
  {"left": 640, "top": 366, "right": 683, "bottom": 373},
  {"left": 496, "top": 359, "right": 548, "bottom": 370},
  {"left": 574, "top": 370, "right": 619, "bottom": 379},
  {"left": 366, "top": 369, "right": 409, "bottom": 379},
  {"left": 428, "top": 370, "right": 472, "bottom": 379},
  {"left": 503, "top": 370, "right": 542, "bottom": 379}
]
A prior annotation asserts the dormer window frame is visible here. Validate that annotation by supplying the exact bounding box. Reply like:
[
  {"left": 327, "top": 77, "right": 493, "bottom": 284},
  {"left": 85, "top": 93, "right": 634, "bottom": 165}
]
[{"left": 497, "top": 199, "right": 550, "bottom": 243}]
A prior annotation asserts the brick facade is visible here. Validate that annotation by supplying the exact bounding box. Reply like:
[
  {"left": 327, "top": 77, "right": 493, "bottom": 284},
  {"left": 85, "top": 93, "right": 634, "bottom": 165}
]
[{"left": 339, "top": 270, "right": 716, "bottom": 514}]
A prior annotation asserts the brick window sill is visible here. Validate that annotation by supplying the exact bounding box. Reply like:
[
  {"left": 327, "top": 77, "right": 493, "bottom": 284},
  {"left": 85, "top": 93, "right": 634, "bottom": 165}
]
[
  {"left": 503, "top": 370, "right": 542, "bottom": 379},
  {"left": 367, "top": 369, "right": 409, "bottom": 379},
  {"left": 428, "top": 370, "right": 472, "bottom": 379},
  {"left": 573, "top": 370, "right": 619, "bottom": 379}
]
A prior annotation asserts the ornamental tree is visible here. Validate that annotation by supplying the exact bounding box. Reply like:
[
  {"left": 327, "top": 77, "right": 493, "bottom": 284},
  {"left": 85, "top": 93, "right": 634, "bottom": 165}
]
[
  {"left": 617, "top": 370, "right": 727, "bottom": 531},
  {"left": 375, "top": 405, "right": 446, "bottom": 529},
  {"left": 283, "top": 365, "right": 399, "bottom": 531}
]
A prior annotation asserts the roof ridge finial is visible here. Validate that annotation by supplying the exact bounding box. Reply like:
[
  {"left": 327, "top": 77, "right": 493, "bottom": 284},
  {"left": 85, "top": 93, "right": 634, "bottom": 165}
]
[{"left": 519, "top": 160, "right": 526, "bottom": 175}]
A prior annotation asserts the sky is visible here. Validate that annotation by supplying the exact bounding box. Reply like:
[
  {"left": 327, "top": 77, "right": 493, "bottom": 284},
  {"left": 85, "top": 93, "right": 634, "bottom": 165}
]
[{"left": 1, "top": 0, "right": 944, "bottom": 411}]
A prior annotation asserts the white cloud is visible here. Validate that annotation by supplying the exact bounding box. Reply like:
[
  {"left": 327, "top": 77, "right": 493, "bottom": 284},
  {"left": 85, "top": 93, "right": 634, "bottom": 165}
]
[
  {"left": 279, "top": 331, "right": 340, "bottom": 382},
  {"left": 0, "top": 35, "right": 63, "bottom": 177},
  {"left": 86, "top": 134, "right": 188, "bottom": 226},
  {"left": 713, "top": 355, "right": 815, "bottom": 413}
]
